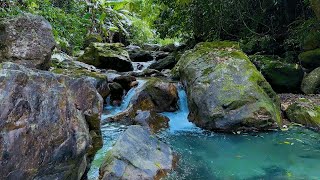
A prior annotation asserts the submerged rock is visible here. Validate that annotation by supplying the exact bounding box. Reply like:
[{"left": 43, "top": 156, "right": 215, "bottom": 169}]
[
  {"left": 286, "top": 98, "right": 320, "bottom": 130},
  {"left": 0, "top": 62, "right": 103, "bottom": 179},
  {"left": 301, "top": 67, "right": 320, "bottom": 94},
  {"left": 0, "top": 13, "right": 55, "bottom": 70},
  {"left": 99, "top": 125, "right": 174, "bottom": 180},
  {"left": 176, "top": 41, "right": 282, "bottom": 132},
  {"left": 250, "top": 55, "right": 304, "bottom": 93},
  {"left": 78, "top": 43, "right": 133, "bottom": 72},
  {"left": 299, "top": 48, "right": 320, "bottom": 70}
]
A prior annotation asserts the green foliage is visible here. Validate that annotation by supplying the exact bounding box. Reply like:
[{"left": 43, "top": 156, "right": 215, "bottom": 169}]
[{"left": 155, "top": 0, "right": 310, "bottom": 46}]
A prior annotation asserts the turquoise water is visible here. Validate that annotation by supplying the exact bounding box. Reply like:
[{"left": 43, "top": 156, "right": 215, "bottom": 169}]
[{"left": 89, "top": 83, "right": 320, "bottom": 180}]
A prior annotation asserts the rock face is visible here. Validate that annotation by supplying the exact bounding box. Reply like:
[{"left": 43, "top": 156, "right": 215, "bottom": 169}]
[
  {"left": 78, "top": 43, "right": 133, "bottom": 72},
  {"left": 149, "top": 55, "right": 177, "bottom": 71},
  {"left": 0, "top": 13, "right": 56, "bottom": 70},
  {"left": 0, "top": 63, "right": 103, "bottom": 179},
  {"left": 50, "top": 54, "right": 110, "bottom": 100},
  {"left": 129, "top": 50, "right": 153, "bottom": 62},
  {"left": 301, "top": 67, "right": 320, "bottom": 94},
  {"left": 99, "top": 125, "right": 174, "bottom": 180},
  {"left": 286, "top": 98, "right": 320, "bottom": 130},
  {"left": 299, "top": 48, "right": 320, "bottom": 70},
  {"left": 131, "top": 78, "right": 179, "bottom": 112},
  {"left": 133, "top": 110, "right": 169, "bottom": 133},
  {"left": 250, "top": 55, "right": 304, "bottom": 93},
  {"left": 176, "top": 41, "right": 282, "bottom": 132}
]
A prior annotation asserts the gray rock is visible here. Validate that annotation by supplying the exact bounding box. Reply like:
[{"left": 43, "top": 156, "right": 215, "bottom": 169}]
[
  {"left": 0, "top": 13, "right": 56, "bottom": 70},
  {"left": 149, "top": 55, "right": 177, "bottom": 71},
  {"left": 99, "top": 125, "right": 173, "bottom": 180},
  {"left": 0, "top": 62, "right": 103, "bottom": 179},
  {"left": 134, "top": 110, "right": 169, "bottom": 133},
  {"left": 176, "top": 41, "right": 282, "bottom": 132},
  {"left": 78, "top": 43, "right": 133, "bottom": 72}
]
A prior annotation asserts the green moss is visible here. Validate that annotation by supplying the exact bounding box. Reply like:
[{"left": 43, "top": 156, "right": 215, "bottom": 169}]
[
  {"left": 286, "top": 99, "right": 320, "bottom": 128},
  {"left": 299, "top": 48, "right": 320, "bottom": 69}
]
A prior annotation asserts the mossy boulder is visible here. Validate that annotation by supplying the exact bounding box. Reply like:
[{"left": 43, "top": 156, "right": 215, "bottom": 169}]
[
  {"left": 303, "top": 29, "right": 320, "bottom": 51},
  {"left": 286, "top": 98, "right": 320, "bottom": 130},
  {"left": 311, "top": 0, "right": 320, "bottom": 20},
  {"left": 83, "top": 33, "right": 103, "bottom": 49},
  {"left": 301, "top": 67, "right": 320, "bottom": 94},
  {"left": 298, "top": 48, "right": 320, "bottom": 70},
  {"left": 176, "top": 41, "right": 282, "bottom": 132},
  {"left": 250, "top": 55, "right": 304, "bottom": 93},
  {"left": 78, "top": 43, "right": 133, "bottom": 72}
]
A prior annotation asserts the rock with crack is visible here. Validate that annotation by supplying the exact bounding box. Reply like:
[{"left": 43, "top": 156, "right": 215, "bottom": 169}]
[
  {"left": 99, "top": 125, "right": 174, "bottom": 180},
  {"left": 0, "top": 62, "right": 103, "bottom": 179}
]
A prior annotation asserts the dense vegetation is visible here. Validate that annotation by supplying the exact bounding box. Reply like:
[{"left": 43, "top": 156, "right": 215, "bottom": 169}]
[{"left": 0, "top": 0, "right": 319, "bottom": 57}]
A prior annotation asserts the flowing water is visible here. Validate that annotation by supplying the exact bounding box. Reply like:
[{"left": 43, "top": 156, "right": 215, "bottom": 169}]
[{"left": 89, "top": 82, "right": 320, "bottom": 180}]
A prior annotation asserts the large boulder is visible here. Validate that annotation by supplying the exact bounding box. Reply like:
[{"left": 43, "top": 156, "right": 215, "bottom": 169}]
[
  {"left": 149, "top": 55, "right": 177, "bottom": 71},
  {"left": 0, "top": 63, "right": 103, "bottom": 179},
  {"left": 301, "top": 67, "right": 320, "bottom": 94},
  {"left": 250, "top": 55, "right": 304, "bottom": 93},
  {"left": 298, "top": 48, "right": 320, "bottom": 70},
  {"left": 78, "top": 43, "right": 133, "bottom": 72},
  {"left": 176, "top": 41, "right": 282, "bottom": 132},
  {"left": 99, "top": 125, "right": 174, "bottom": 180},
  {"left": 0, "top": 13, "right": 56, "bottom": 70},
  {"left": 286, "top": 98, "right": 320, "bottom": 131}
]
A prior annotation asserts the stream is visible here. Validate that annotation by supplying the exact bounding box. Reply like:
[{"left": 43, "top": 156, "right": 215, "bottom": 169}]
[{"left": 88, "top": 80, "right": 320, "bottom": 180}]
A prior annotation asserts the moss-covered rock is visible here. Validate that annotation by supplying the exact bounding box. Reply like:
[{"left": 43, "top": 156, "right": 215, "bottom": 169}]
[
  {"left": 301, "top": 67, "right": 320, "bottom": 94},
  {"left": 176, "top": 41, "right": 282, "bottom": 132},
  {"left": 299, "top": 48, "right": 320, "bottom": 70},
  {"left": 286, "top": 98, "right": 320, "bottom": 130},
  {"left": 250, "top": 55, "right": 304, "bottom": 93},
  {"left": 311, "top": 0, "right": 320, "bottom": 20},
  {"left": 83, "top": 33, "right": 103, "bottom": 49},
  {"left": 303, "top": 29, "right": 320, "bottom": 51},
  {"left": 78, "top": 43, "right": 133, "bottom": 72}
]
